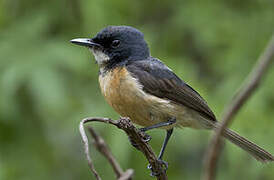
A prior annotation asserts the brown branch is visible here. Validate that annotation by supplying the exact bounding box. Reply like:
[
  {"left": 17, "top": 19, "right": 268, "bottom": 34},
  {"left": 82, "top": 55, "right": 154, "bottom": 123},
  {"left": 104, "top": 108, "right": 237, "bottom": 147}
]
[
  {"left": 202, "top": 34, "right": 274, "bottom": 180},
  {"left": 116, "top": 117, "right": 168, "bottom": 180},
  {"left": 87, "top": 127, "right": 133, "bottom": 179},
  {"left": 79, "top": 117, "right": 168, "bottom": 180}
]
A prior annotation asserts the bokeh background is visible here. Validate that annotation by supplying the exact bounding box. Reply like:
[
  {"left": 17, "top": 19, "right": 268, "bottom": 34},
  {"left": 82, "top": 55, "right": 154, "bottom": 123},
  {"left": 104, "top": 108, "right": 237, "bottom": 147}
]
[{"left": 1, "top": 0, "right": 274, "bottom": 179}]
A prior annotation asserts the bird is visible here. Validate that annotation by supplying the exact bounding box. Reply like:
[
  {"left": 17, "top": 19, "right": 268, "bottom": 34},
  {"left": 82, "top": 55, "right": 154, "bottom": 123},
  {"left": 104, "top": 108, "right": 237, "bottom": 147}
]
[{"left": 71, "top": 25, "right": 273, "bottom": 168}]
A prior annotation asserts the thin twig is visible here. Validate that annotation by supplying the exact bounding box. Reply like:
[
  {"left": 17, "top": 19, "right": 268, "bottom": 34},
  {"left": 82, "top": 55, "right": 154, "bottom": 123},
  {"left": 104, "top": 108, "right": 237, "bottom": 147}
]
[
  {"left": 202, "top": 34, "right": 274, "bottom": 180},
  {"left": 88, "top": 127, "right": 133, "bottom": 179},
  {"left": 118, "top": 169, "right": 134, "bottom": 180},
  {"left": 79, "top": 118, "right": 103, "bottom": 180},
  {"left": 79, "top": 117, "right": 168, "bottom": 180}
]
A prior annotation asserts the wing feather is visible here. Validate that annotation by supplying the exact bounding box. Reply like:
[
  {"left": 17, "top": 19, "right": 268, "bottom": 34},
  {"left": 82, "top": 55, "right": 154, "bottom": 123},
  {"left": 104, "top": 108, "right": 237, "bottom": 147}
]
[{"left": 126, "top": 58, "right": 216, "bottom": 121}]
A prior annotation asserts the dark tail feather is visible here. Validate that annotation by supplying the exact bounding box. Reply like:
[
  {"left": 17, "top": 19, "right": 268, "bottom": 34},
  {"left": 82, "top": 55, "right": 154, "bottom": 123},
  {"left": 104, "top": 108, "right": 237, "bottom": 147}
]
[{"left": 222, "top": 128, "right": 274, "bottom": 162}]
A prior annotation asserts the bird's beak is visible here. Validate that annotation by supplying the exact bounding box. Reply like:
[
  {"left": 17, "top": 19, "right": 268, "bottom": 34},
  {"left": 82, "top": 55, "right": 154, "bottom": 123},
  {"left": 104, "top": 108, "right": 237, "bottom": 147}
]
[{"left": 70, "top": 38, "right": 102, "bottom": 48}]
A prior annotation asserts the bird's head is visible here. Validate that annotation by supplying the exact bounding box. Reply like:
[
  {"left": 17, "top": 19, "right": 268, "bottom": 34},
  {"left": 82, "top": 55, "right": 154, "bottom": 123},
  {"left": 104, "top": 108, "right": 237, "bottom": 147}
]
[{"left": 71, "top": 26, "right": 150, "bottom": 69}]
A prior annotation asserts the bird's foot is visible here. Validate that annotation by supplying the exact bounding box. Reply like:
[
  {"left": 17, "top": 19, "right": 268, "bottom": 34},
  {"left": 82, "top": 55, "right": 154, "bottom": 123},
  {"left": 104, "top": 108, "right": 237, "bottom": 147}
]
[
  {"left": 128, "top": 130, "right": 151, "bottom": 150},
  {"left": 147, "top": 159, "right": 168, "bottom": 177},
  {"left": 139, "top": 128, "right": 152, "bottom": 142}
]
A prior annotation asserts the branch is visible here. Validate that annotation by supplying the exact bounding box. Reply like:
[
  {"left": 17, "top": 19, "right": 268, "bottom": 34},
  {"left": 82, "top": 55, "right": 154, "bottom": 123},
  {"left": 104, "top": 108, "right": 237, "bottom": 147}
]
[
  {"left": 87, "top": 127, "right": 133, "bottom": 180},
  {"left": 79, "top": 118, "right": 103, "bottom": 180},
  {"left": 202, "top": 34, "right": 274, "bottom": 180},
  {"left": 79, "top": 117, "right": 168, "bottom": 180}
]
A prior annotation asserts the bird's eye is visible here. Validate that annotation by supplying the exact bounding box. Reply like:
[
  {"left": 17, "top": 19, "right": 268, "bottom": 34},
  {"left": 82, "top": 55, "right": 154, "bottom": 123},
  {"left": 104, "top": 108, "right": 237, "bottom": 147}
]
[{"left": 111, "top": 40, "right": 120, "bottom": 48}]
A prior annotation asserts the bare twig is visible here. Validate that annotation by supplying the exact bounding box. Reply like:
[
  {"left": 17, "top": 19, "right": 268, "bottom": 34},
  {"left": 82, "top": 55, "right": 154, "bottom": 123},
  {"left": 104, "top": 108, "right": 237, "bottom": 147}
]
[
  {"left": 87, "top": 127, "right": 132, "bottom": 179},
  {"left": 202, "top": 34, "right": 274, "bottom": 180},
  {"left": 118, "top": 169, "right": 134, "bottom": 180},
  {"left": 79, "top": 118, "right": 104, "bottom": 180},
  {"left": 79, "top": 117, "right": 168, "bottom": 180}
]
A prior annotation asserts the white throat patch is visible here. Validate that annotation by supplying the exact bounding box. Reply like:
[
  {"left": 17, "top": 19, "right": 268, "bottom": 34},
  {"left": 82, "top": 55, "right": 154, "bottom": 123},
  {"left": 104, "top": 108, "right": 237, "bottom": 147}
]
[{"left": 89, "top": 48, "right": 110, "bottom": 67}]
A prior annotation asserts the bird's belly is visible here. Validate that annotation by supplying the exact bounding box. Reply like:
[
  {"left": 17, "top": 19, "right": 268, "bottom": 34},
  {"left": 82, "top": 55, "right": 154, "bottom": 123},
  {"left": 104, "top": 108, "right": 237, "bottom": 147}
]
[{"left": 99, "top": 67, "right": 204, "bottom": 129}]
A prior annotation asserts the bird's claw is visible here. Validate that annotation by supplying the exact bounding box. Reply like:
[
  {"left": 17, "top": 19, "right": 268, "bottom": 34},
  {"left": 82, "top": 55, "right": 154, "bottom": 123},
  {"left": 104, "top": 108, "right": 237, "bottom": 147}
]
[
  {"left": 147, "top": 159, "right": 168, "bottom": 177},
  {"left": 142, "top": 133, "right": 151, "bottom": 142},
  {"left": 128, "top": 131, "right": 151, "bottom": 150},
  {"left": 158, "top": 159, "right": 168, "bottom": 170},
  {"left": 139, "top": 128, "right": 152, "bottom": 143}
]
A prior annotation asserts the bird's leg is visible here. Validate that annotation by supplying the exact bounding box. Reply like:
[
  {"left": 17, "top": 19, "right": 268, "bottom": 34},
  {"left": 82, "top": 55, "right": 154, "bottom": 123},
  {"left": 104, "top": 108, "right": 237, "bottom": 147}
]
[
  {"left": 130, "top": 117, "right": 176, "bottom": 149},
  {"left": 137, "top": 117, "right": 176, "bottom": 143},
  {"left": 139, "top": 118, "right": 176, "bottom": 176},
  {"left": 147, "top": 128, "right": 173, "bottom": 177},
  {"left": 158, "top": 128, "right": 173, "bottom": 161},
  {"left": 139, "top": 117, "right": 176, "bottom": 132}
]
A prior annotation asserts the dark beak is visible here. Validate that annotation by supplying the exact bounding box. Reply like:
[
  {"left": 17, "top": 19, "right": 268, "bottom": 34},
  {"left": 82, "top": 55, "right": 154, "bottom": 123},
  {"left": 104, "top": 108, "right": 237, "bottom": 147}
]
[{"left": 70, "top": 38, "right": 102, "bottom": 48}]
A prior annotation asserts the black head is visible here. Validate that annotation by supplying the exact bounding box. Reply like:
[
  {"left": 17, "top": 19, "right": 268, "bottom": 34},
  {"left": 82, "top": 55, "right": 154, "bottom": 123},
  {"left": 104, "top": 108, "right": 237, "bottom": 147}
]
[{"left": 71, "top": 26, "right": 150, "bottom": 69}]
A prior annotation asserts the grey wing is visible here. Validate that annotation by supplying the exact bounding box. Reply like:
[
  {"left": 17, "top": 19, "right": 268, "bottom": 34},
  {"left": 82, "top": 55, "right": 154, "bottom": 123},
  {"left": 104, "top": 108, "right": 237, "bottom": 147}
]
[{"left": 126, "top": 58, "right": 216, "bottom": 121}]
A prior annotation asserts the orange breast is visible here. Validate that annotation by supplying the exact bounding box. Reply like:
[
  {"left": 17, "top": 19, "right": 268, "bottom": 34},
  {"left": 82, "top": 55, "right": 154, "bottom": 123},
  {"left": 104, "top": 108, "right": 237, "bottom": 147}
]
[
  {"left": 98, "top": 67, "right": 205, "bottom": 129},
  {"left": 98, "top": 67, "right": 150, "bottom": 126}
]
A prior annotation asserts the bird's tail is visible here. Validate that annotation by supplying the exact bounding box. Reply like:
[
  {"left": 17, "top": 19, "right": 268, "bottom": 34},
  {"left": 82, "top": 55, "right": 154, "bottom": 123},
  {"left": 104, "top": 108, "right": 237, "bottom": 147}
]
[{"left": 220, "top": 127, "right": 274, "bottom": 162}]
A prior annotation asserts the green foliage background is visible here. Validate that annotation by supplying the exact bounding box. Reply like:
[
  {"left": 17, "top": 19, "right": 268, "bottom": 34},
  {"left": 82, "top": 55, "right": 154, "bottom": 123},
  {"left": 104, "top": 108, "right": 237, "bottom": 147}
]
[{"left": 0, "top": 0, "right": 274, "bottom": 179}]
